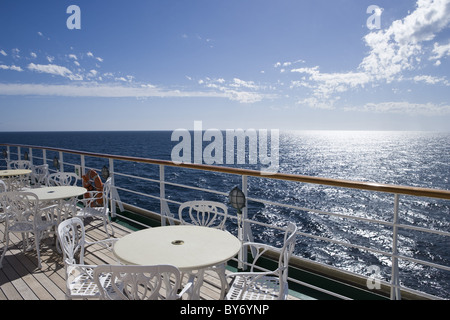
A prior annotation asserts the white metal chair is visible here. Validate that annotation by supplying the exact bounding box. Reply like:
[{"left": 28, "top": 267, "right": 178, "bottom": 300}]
[
  {"left": 226, "top": 222, "right": 298, "bottom": 300},
  {"left": 6, "top": 160, "right": 32, "bottom": 190},
  {"left": 93, "top": 264, "right": 193, "bottom": 300},
  {"left": 7, "top": 160, "right": 32, "bottom": 170},
  {"left": 46, "top": 172, "right": 80, "bottom": 219},
  {"left": 57, "top": 217, "right": 118, "bottom": 299},
  {"left": 178, "top": 200, "right": 228, "bottom": 229},
  {"left": 47, "top": 172, "right": 78, "bottom": 186},
  {"left": 0, "top": 180, "right": 7, "bottom": 237},
  {"left": 76, "top": 177, "right": 114, "bottom": 237},
  {"left": 0, "top": 191, "right": 58, "bottom": 269},
  {"left": 0, "top": 180, "right": 7, "bottom": 193},
  {"left": 30, "top": 164, "right": 49, "bottom": 188},
  {"left": 178, "top": 200, "right": 229, "bottom": 298}
]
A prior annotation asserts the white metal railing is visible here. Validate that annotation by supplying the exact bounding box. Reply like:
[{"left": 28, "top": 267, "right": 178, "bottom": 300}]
[{"left": 1, "top": 143, "right": 449, "bottom": 300}]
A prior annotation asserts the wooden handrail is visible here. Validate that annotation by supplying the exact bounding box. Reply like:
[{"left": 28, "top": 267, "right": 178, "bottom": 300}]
[{"left": 2, "top": 143, "right": 450, "bottom": 200}]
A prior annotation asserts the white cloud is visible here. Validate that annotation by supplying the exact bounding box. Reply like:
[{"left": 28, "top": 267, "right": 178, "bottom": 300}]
[
  {"left": 86, "top": 51, "right": 103, "bottom": 62},
  {"left": 291, "top": 66, "right": 320, "bottom": 75},
  {"left": 275, "top": 59, "right": 305, "bottom": 69},
  {"left": 346, "top": 101, "right": 450, "bottom": 115},
  {"left": 68, "top": 54, "right": 78, "bottom": 60},
  {"left": 291, "top": 66, "right": 370, "bottom": 107},
  {"left": 360, "top": 0, "right": 450, "bottom": 81},
  {"left": 0, "top": 82, "right": 231, "bottom": 99},
  {"left": 231, "top": 78, "right": 259, "bottom": 89},
  {"left": 12, "top": 48, "right": 20, "bottom": 59},
  {"left": 197, "top": 77, "right": 272, "bottom": 103},
  {"left": 413, "top": 74, "right": 449, "bottom": 85},
  {"left": 0, "top": 50, "right": 7, "bottom": 56},
  {"left": 289, "top": 0, "right": 450, "bottom": 110},
  {"left": 0, "top": 64, "right": 23, "bottom": 72},
  {"left": 297, "top": 97, "right": 336, "bottom": 110},
  {"left": 27, "top": 63, "right": 83, "bottom": 80},
  {"left": 430, "top": 41, "right": 450, "bottom": 60}
]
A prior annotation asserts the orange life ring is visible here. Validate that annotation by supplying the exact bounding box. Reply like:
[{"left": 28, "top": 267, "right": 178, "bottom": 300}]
[{"left": 82, "top": 169, "right": 103, "bottom": 206}]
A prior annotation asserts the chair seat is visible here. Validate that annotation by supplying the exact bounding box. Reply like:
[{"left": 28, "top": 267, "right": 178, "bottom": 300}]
[
  {"left": 67, "top": 264, "right": 113, "bottom": 298},
  {"left": 8, "top": 221, "right": 54, "bottom": 233},
  {"left": 58, "top": 217, "right": 118, "bottom": 299},
  {"left": 226, "top": 274, "right": 284, "bottom": 300},
  {"left": 77, "top": 206, "right": 108, "bottom": 218},
  {"left": 226, "top": 222, "right": 298, "bottom": 300}
]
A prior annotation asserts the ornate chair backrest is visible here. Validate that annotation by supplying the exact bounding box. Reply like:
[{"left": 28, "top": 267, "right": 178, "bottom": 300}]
[
  {"left": 8, "top": 160, "right": 32, "bottom": 170},
  {"left": 31, "top": 164, "right": 49, "bottom": 186},
  {"left": 47, "top": 172, "right": 79, "bottom": 186},
  {"left": 178, "top": 200, "right": 228, "bottom": 230},
  {"left": 102, "top": 177, "right": 111, "bottom": 208},
  {"left": 93, "top": 264, "right": 182, "bottom": 300},
  {"left": 57, "top": 217, "right": 86, "bottom": 265},
  {"left": 0, "top": 180, "right": 7, "bottom": 193},
  {"left": 0, "top": 191, "right": 40, "bottom": 229},
  {"left": 278, "top": 222, "right": 298, "bottom": 283}
]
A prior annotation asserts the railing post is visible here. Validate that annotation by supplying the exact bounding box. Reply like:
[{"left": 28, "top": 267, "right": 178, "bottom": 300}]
[
  {"left": 80, "top": 155, "right": 85, "bottom": 176},
  {"left": 159, "top": 164, "right": 170, "bottom": 226},
  {"left": 43, "top": 149, "right": 47, "bottom": 168},
  {"left": 59, "top": 151, "right": 64, "bottom": 172},
  {"left": 391, "top": 194, "right": 402, "bottom": 300},
  {"left": 109, "top": 158, "right": 116, "bottom": 218},
  {"left": 28, "top": 147, "right": 33, "bottom": 164},
  {"left": 238, "top": 175, "right": 249, "bottom": 270},
  {"left": 5, "top": 146, "right": 10, "bottom": 168}
]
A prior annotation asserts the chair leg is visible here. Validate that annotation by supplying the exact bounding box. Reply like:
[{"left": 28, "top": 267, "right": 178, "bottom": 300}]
[
  {"left": 102, "top": 217, "right": 114, "bottom": 238},
  {"left": 0, "top": 231, "right": 9, "bottom": 269},
  {"left": 35, "top": 232, "right": 42, "bottom": 269},
  {"left": 103, "top": 217, "right": 114, "bottom": 237}
]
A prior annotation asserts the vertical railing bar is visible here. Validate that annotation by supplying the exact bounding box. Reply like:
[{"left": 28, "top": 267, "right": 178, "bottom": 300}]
[
  {"left": 391, "top": 193, "right": 401, "bottom": 300},
  {"left": 160, "top": 164, "right": 166, "bottom": 226},
  {"left": 28, "top": 147, "right": 33, "bottom": 164},
  {"left": 59, "top": 151, "right": 64, "bottom": 172},
  {"left": 43, "top": 149, "right": 47, "bottom": 168},
  {"left": 6, "top": 146, "right": 11, "bottom": 168},
  {"left": 80, "top": 154, "right": 85, "bottom": 176},
  {"left": 109, "top": 158, "right": 116, "bottom": 218},
  {"left": 238, "top": 174, "right": 249, "bottom": 270}
]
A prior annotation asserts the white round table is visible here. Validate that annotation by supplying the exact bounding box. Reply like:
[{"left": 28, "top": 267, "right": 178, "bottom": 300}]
[
  {"left": 0, "top": 169, "right": 32, "bottom": 190},
  {"left": 21, "top": 186, "right": 87, "bottom": 252},
  {"left": 113, "top": 225, "right": 241, "bottom": 299},
  {"left": 114, "top": 225, "right": 240, "bottom": 271},
  {"left": 28, "top": 186, "right": 87, "bottom": 201},
  {"left": 0, "top": 169, "right": 32, "bottom": 177}
]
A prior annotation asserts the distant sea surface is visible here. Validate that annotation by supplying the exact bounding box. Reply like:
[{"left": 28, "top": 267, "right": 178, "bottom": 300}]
[{"left": 1, "top": 130, "right": 449, "bottom": 298}]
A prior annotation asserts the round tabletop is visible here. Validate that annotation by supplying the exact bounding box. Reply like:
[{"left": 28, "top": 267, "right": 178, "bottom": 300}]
[
  {"left": 28, "top": 186, "right": 87, "bottom": 201},
  {"left": 0, "top": 169, "right": 32, "bottom": 177},
  {"left": 113, "top": 225, "right": 241, "bottom": 272}
]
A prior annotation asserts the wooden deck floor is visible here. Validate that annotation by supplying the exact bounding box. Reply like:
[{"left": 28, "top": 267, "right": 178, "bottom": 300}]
[{"left": 0, "top": 217, "right": 300, "bottom": 300}]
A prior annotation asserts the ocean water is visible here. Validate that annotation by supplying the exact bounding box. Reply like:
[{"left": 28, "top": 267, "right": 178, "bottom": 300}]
[{"left": 1, "top": 130, "right": 449, "bottom": 298}]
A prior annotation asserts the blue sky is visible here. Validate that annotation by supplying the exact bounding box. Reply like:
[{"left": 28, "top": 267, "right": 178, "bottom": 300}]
[{"left": 0, "top": 0, "right": 450, "bottom": 131}]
